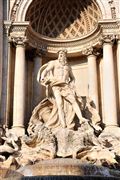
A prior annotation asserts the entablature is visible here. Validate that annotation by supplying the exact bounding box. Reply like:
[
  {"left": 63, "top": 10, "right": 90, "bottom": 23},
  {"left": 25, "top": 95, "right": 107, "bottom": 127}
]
[{"left": 7, "top": 19, "right": 120, "bottom": 57}]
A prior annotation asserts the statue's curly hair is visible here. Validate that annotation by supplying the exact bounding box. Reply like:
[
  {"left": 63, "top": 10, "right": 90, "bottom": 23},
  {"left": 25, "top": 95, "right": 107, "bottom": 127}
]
[{"left": 57, "top": 49, "right": 67, "bottom": 54}]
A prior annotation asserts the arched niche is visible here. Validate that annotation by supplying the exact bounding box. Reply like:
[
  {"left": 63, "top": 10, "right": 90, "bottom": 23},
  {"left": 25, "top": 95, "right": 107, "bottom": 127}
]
[
  {"left": 11, "top": 0, "right": 110, "bottom": 22},
  {"left": 25, "top": 0, "right": 102, "bottom": 40}
]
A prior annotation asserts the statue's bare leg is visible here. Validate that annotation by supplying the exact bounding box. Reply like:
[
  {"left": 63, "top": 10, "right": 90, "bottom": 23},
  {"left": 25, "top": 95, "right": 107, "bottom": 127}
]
[
  {"left": 67, "top": 95, "right": 87, "bottom": 124},
  {"left": 72, "top": 102, "right": 87, "bottom": 123},
  {"left": 53, "top": 88, "right": 66, "bottom": 128}
]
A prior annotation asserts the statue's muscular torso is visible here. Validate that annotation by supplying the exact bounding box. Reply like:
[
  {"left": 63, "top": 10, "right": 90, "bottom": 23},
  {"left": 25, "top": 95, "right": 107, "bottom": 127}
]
[{"left": 52, "top": 60, "right": 70, "bottom": 83}]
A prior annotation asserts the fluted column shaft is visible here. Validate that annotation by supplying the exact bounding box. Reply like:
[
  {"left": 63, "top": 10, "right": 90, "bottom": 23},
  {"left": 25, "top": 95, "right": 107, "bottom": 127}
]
[
  {"left": 88, "top": 53, "right": 99, "bottom": 110},
  {"left": 102, "top": 37, "right": 118, "bottom": 127},
  {"left": 117, "top": 39, "right": 120, "bottom": 119},
  {"left": 12, "top": 38, "right": 26, "bottom": 135}
]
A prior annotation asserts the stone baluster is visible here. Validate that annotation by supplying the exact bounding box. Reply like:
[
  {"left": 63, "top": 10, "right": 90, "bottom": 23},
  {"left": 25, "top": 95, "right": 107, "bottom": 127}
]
[
  {"left": 102, "top": 35, "right": 118, "bottom": 128},
  {"left": 12, "top": 37, "right": 27, "bottom": 136}
]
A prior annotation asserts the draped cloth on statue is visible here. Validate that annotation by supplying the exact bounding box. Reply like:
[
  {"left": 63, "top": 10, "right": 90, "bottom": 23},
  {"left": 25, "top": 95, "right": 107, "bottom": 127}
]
[{"left": 29, "top": 95, "right": 78, "bottom": 130}]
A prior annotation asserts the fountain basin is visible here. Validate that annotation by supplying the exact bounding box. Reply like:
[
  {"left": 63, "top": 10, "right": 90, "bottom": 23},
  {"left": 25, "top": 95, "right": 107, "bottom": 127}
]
[{"left": 17, "top": 159, "right": 120, "bottom": 178}]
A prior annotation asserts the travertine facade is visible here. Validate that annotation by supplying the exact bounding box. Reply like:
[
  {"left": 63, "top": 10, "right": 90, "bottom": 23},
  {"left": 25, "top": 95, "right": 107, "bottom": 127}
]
[
  {"left": 0, "top": 0, "right": 120, "bottom": 135},
  {"left": 1, "top": 1, "right": 120, "bottom": 176}
]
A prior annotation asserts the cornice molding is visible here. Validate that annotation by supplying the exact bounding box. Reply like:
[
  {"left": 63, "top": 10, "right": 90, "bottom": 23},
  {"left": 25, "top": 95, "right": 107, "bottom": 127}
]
[
  {"left": 26, "top": 24, "right": 102, "bottom": 55},
  {"left": 10, "top": 21, "right": 29, "bottom": 38},
  {"left": 9, "top": 20, "right": 120, "bottom": 55},
  {"left": 25, "top": 20, "right": 120, "bottom": 54},
  {"left": 99, "top": 19, "right": 119, "bottom": 34}
]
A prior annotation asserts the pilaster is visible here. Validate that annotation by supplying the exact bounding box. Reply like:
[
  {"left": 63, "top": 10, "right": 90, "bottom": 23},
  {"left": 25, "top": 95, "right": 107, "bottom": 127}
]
[
  {"left": 0, "top": 0, "right": 3, "bottom": 125},
  {"left": 0, "top": 21, "right": 11, "bottom": 126}
]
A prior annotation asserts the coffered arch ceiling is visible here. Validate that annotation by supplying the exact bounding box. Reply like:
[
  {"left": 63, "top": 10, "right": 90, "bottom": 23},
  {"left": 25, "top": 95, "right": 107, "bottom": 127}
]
[{"left": 25, "top": 0, "right": 102, "bottom": 40}]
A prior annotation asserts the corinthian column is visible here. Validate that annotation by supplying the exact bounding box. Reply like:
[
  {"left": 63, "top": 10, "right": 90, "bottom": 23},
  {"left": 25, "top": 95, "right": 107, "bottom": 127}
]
[
  {"left": 102, "top": 35, "right": 118, "bottom": 128},
  {"left": 12, "top": 37, "right": 27, "bottom": 135},
  {"left": 117, "top": 38, "right": 120, "bottom": 120},
  {"left": 83, "top": 48, "right": 99, "bottom": 110}
]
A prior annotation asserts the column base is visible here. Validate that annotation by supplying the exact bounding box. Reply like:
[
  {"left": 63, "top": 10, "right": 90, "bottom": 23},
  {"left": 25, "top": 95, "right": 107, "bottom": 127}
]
[
  {"left": 12, "top": 126, "right": 25, "bottom": 137},
  {"left": 100, "top": 125, "right": 120, "bottom": 138}
]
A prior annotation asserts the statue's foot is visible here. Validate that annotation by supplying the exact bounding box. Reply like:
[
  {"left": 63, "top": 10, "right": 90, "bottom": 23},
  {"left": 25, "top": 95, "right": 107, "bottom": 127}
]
[
  {"left": 92, "top": 124, "right": 102, "bottom": 131},
  {"left": 80, "top": 118, "right": 88, "bottom": 125}
]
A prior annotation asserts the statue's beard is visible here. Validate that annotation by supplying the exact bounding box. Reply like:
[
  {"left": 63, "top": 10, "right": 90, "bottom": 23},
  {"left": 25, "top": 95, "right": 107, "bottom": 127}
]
[
  {"left": 59, "top": 58, "right": 67, "bottom": 65},
  {"left": 61, "top": 61, "right": 66, "bottom": 65}
]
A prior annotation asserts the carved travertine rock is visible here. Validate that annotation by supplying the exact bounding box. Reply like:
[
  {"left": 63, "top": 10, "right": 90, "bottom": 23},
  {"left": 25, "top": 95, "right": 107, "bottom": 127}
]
[
  {"left": 18, "top": 51, "right": 120, "bottom": 168},
  {"left": 0, "top": 130, "right": 20, "bottom": 161}
]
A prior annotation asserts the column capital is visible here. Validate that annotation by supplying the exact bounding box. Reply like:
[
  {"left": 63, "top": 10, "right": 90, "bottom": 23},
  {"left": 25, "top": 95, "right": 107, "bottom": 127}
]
[
  {"left": 11, "top": 36, "right": 28, "bottom": 47},
  {"left": 82, "top": 47, "right": 99, "bottom": 57},
  {"left": 4, "top": 21, "right": 12, "bottom": 36},
  {"left": 115, "top": 34, "right": 120, "bottom": 43},
  {"left": 9, "top": 21, "right": 29, "bottom": 46},
  {"left": 100, "top": 34, "right": 115, "bottom": 44}
]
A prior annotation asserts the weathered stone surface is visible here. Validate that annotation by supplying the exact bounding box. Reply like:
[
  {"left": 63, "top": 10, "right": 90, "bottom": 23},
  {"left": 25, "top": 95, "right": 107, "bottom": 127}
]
[
  {"left": 0, "top": 167, "right": 23, "bottom": 179},
  {"left": 17, "top": 159, "right": 120, "bottom": 177}
]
